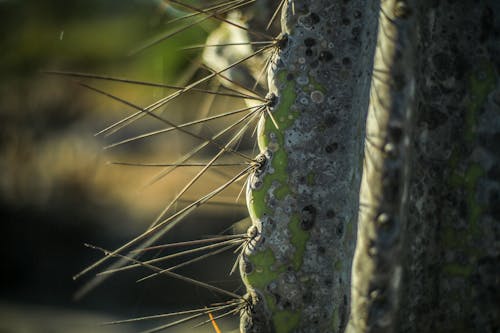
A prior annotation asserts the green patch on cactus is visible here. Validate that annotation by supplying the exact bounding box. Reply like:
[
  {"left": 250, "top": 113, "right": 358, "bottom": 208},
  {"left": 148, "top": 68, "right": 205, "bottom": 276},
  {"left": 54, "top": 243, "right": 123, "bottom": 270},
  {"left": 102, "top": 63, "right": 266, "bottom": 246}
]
[
  {"left": 258, "top": 72, "right": 298, "bottom": 149},
  {"left": 248, "top": 175, "right": 274, "bottom": 220},
  {"left": 442, "top": 263, "right": 474, "bottom": 277},
  {"left": 288, "top": 215, "right": 310, "bottom": 270},
  {"left": 331, "top": 308, "right": 340, "bottom": 330},
  {"left": 247, "top": 150, "right": 291, "bottom": 220},
  {"left": 334, "top": 260, "right": 343, "bottom": 272},
  {"left": 464, "top": 163, "right": 484, "bottom": 229},
  {"left": 246, "top": 249, "right": 284, "bottom": 290},
  {"left": 442, "top": 227, "right": 469, "bottom": 248},
  {"left": 275, "top": 183, "right": 291, "bottom": 200},
  {"left": 465, "top": 62, "right": 496, "bottom": 141},
  {"left": 249, "top": 72, "right": 298, "bottom": 220},
  {"left": 273, "top": 310, "right": 301, "bottom": 333},
  {"left": 306, "top": 172, "right": 315, "bottom": 185},
  {"left": 448, "top": 162, "right": 485, "bottom": 239}
]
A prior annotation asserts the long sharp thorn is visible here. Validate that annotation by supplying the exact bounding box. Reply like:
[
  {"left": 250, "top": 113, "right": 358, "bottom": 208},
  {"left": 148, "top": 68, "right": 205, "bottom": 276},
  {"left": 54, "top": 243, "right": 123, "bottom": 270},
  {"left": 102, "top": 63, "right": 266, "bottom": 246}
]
[
  {"left": 97, "top": 238, "right": 242, "bottom": 276},
  {"left": 78, "top": 82, "right": 249, "bottom": 161},
  {"left": 104, "top": 103, "right": 262, "bottom": 150},
  {"left": 131, "top": 234, "right": 246, "bottom": 253},
  {"left": 167, "top": 0, "right": 241, "bottom": 24},
  {"left": 109, "top": 161, "right": 248, "bottom": 167},
  {"left": 73, "top": 165, "right": 252, "bottom": 281},
  {"left": 86, "top": 243, "right": 242, "bottom": 300},
  {"left": 150, "top": 109, "right": 260, "bottom": 226},
  {"left": 143, "top": 105, "right": 261, "bottom": 197},
  {"left": 43, "top": 70, "right": 262, "bottom": 100},
  {"left": 181, "top": 40, "right": 273, "bottom": 50},
  {"left": 140, "top": 312, "right": 209, "bottom": 333},
  {"left": 101, "top": 302, "right": 236, "bottom": 325},
  {"left": 132, "top": 0, "right": 256, "bottom": 55},
  {"left": 266, "top": 0, "right": 286, "bottom": 31},
  {"left": 168, "top": 0, "right": 274, "bottom": 41},
  {"left": 100, "top": 44, "right": 272, "bottom": 136},
  {"left": 136, "top": 243, "right": 239, "bottom": 283},
  {"left": 266, "top": 107, "right": 280, "bottom": 130}
]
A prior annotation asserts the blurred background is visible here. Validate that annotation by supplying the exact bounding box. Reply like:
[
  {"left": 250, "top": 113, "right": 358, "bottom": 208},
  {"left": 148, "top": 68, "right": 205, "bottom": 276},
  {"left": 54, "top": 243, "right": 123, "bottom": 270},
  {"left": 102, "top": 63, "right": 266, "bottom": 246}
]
[{"left": 0, "top": 0, "right": 270, "bottom": 331}]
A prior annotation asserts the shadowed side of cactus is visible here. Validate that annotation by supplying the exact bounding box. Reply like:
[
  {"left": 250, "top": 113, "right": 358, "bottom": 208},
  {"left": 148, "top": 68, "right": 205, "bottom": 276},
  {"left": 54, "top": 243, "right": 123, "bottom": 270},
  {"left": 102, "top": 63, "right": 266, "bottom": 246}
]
[{"left": 347, "top": 1, "right": 499, "bottom": 332}]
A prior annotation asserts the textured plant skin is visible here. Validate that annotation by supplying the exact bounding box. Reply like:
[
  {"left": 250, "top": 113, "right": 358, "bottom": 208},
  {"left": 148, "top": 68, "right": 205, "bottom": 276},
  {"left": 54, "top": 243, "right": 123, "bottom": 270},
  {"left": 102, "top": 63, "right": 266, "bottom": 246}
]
[
  {"left": 240, "top": 1, "right": 379, "bottom": 332},
  {"left": 399, "top": 1, "right": 500, "bottom": 332},
  {"left": 238, "top": 0, "right": 499, "bottom": 332},
  {"left": 348, "top": 1, "right": 500, "bottom": 332},
  {"left": 347, "top": 0, "right": 416, "bottom": 332}
]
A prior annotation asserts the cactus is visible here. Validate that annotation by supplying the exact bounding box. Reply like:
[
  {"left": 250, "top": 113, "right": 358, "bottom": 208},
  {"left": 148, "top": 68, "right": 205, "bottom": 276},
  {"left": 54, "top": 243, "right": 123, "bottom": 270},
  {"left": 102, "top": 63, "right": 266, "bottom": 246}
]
[{"left": 63, "top": 0, "right": 499, "bottom": 332}]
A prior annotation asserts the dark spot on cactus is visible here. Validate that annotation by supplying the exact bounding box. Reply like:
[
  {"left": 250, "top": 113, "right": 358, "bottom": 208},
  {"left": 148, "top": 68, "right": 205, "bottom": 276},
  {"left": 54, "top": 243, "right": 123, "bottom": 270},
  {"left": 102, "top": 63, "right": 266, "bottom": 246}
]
[
  {"left": 326, "top": 209, "right": 335, "bottom": 218},
  {"left": 369, "top": 299, "right": 391, "bottom": 326},
  {"left": 336, "top": 222, "right": 344, "bottom": 238},
  {"left": 479, "top": 6, "right": 493, "bottom": 43},
  {"left": 266, "top": 92, "right": 278, "bottom": 108},
  {"left": 318, "top": 246, "right": 326, "bottom": 254},
  {"left": 388, "top": 124, "right": 403, "bottom": 143},
  {"left": 480, "top": 132, "right": 500, "bottom": 156},
  {"left": 310, "top": 12, "right": 320, "bottom": 24},
  {"left": 305, "top": 48, "right": 313, "bottom": 57},
  {"left": 493, "top": 89, "right": 500, "bottom": 106},
  {"left": 432, "top": 52, "right": 453, "bottom": 80},
  {"left": 276, "top": 33, "right": 288, "bottom": 49},
  {"left": 487, "top": 163, "right": 500, "bottom": 179},
  {"left": 283, "top": 300, "right": 292, "bottom": 309},
  {"left": 382, "top": 168, "right": 401, "bottom": 201},
  {"left": 304, "top": 38, "right": 316, "bottom": 47},
  {"left": 390, "top": 73, "right": 406, "bottom": 92},
  {"left": 325, "top": 142, "right": 338, "bottom": 153},
  {"left": 342, "top": 18, "right": 350, "bottom": 26},
  {"left": 272, "top": 292, "right": 281, "bottom": 305},
  {"left": 243, "top": 260, "right": 253, "bottom": 274},
  {"left": 301, "top": 205, "right": 317, "bottom": 230},
  {"left": 342, "top": 57, "right": 351, "bottom": 66},
  {"left": 319, "top": 51, "right": 333, "bottom": 62},
  {"left": 339, "top": 296, "right": 348, "bottom": 329},
  {"left": 325, "top": 115, "right": 337, "bottom": 127},
  {"left": 489, "top": 190, "right": 500, "bottom": 219},
  {"left": 247, "top": 225, "right": 258, "bottom": 239},
  {"left": 302, "top": 291, "right": 314, "bottom": 303},
  {"left": 325, "top": 278, "right": 333, "bottom": 286},
  {"left": 352, "top": 26, "right": 361, "bottom": 40},
  {"left": 266, "top": 281, "right": 277, "bottom": 292},
  {"left": 286, "top": 73, "right": 295, "bottom": 81},
  {"left": 421, "top": 105, "right": 448, "bottom": 130},
  {"left": 310, "top": 60, "right": 319, "bottom": 68},
  {"left": 354, "top": 10, "right": 362, "bottom": 19}
]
